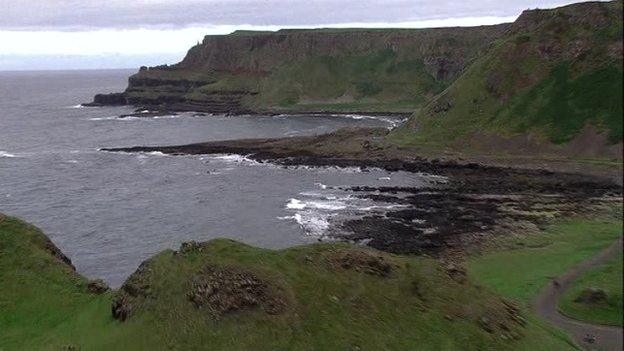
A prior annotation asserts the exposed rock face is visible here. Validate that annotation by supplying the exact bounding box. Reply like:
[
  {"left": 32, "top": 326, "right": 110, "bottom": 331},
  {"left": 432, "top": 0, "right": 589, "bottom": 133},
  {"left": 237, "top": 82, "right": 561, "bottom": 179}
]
[
  {"left": 87, "top": 92, "right": 127, "bottom": 106},
  {"left": 111, "top": 261, "right": 153, "bottom": 321},
  {"left": 178, "top": 27, "right": 508, "bottom": 76},
  {"left": 89, "top": 25, "right": 509, "bottom": 113},
  {"left": 327, "top": 250, "right": 396, "bottom": 277},
  {"left": 187, "top": 265, "right": 287, "bottom": 317}
]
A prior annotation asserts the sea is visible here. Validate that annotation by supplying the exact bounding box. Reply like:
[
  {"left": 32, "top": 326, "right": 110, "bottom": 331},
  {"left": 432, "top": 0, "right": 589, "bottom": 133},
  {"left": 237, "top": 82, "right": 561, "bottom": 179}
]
[{"left": 0, "top": 69, "right": 431, "bottom": 286}]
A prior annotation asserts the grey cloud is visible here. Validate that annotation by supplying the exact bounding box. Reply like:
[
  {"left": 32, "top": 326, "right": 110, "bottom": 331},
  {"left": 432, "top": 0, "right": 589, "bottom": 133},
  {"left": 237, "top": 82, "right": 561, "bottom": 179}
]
[{"left": 0, "top": 0, "right": 589, "bottom": 31}]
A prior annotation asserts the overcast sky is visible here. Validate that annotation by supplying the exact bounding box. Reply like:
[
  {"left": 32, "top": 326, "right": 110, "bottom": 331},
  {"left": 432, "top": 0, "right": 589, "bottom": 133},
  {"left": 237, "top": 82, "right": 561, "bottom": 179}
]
[{"left": 0, "top": 0, "right": 597, "bottom": 70}]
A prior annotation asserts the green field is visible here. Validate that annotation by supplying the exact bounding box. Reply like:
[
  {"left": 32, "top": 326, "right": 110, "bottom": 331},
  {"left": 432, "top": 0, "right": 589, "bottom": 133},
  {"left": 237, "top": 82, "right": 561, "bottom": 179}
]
[
  {"left": 559, "top": 252, "right": 623, "bottom": 326},
  {"left": 468, "top": 218, "right": 623, "bottom": 304},
  {"left": 1, "top": 215, "right": 576, "bottom": 351}
]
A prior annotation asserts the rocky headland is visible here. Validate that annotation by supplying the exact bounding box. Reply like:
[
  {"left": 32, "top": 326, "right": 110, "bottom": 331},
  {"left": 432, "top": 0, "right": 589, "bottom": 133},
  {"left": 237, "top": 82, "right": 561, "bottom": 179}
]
[{"left": 86, "top": 25, "right": 509, "bottom": 114}]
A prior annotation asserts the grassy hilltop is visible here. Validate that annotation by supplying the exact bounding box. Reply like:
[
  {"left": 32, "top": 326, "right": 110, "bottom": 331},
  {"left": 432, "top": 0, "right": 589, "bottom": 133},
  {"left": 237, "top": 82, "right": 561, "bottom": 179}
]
[
  {"left": 0, "top": 215, "right": 579, "bottom": 351},
  {"left": 391, "top": 1, "right": 623, "bottom": 157}
]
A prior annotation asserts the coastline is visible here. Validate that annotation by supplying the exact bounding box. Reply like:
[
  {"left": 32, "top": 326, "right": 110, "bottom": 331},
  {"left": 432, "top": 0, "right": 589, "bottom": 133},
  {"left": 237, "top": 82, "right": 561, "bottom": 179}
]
[{"left": 101, "top": 130, "right": 623, "bottom": 257}]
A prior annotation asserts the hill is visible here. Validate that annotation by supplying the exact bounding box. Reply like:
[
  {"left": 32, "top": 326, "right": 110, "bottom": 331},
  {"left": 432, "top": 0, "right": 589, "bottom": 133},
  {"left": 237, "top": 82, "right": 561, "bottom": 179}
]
[
  {"left": 391, "top": 0, "right": 623, "bottom": 158},
  {"left": 0, "top": 214, "right": 575, "bottom": 350},
  {"left": 90, "top": 26, "right": 508, "bottom": 114}
]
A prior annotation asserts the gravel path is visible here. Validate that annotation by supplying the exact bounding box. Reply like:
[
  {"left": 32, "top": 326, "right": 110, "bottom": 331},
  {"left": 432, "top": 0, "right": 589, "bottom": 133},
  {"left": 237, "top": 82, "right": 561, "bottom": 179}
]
[{"left": 532, "top": 237, "right": 623, "bottom": 351}]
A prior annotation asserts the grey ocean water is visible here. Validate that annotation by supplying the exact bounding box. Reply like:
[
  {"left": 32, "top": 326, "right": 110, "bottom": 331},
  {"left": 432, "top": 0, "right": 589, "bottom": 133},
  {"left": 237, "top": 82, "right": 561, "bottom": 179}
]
[{"left": 0, "top": 69, "right": 428, "bottom": 286}]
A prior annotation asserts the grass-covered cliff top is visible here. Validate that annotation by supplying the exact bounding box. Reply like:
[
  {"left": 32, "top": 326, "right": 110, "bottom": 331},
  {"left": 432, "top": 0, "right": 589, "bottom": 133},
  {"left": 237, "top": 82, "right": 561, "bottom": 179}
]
[
  {"left": 1, "top": 214, "right": 577, "bottom": 350},
  {"left": 227, "top": 26, "right": 510, "bottom": 36}
]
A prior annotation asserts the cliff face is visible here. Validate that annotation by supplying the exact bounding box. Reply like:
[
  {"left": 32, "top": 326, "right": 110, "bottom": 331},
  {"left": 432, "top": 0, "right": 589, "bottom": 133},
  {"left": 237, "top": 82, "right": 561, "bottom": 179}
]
[
  {"left": 178, "top": 27, "right": 507, "bottom": 79},
  {"left": 393, "top": 0, "right": 623, "bottom": 155},
  {"left": 96, "top": 25, "right": 509, "bottom": 113}
]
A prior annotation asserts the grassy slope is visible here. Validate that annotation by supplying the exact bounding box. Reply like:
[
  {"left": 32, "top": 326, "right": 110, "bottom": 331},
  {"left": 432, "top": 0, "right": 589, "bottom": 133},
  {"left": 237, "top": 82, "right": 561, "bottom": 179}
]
[
  {"left": 155, "top": 49, "right": 448, "bottom": 113},
  {"left": 0, "top": 215, "right": 574, "bottom": 351},
  {"left": 391, "top": 0, "right": 623, "bottom": 147},
  {"left": 250, "top": 50, "right": 446, "bottom": 112},
  {"left": 559, "top": 252, "right": 623, "bottom": 326},
  {"left": 468, "top": 217, "right": 623, "bottom": 304}
]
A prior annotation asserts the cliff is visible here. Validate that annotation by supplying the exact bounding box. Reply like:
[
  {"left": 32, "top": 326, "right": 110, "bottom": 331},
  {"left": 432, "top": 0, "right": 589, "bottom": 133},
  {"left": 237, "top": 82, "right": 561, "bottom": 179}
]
[
  {"left": 392, "top": 0, "right": 623, "bottom": 156},
  {"left": 91, "top": 25, "right": 509, "bottom": 114}
]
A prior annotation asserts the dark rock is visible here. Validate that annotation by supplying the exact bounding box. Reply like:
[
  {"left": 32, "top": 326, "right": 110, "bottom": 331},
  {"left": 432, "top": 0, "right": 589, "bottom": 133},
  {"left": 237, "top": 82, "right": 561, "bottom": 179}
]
[
  {"left": 118, "top": 110, "right": 177, "bottom": 119},
  {"left": 479, "top": 316, "right": 495, "bottom": 333},
  {"left": 187, "top": 265, "right": 287, "bottom": 317},
  {"left": 445, "top": 263, "right": 467, "bottom": 284},
  {"left": 431, "top": 99, "right": 453, "bottom": 113},
  {"left": 87, "top": 279, "right": 109, "bottom": 294},
  {"left": 43, "top": 237, "right": 75, "bottom": 270},
  {"left": 112, "top": 295, "right": 132, "bottom": 321},
  {"left": 91, "top": 92, "right": 127, "bottom": 106}
]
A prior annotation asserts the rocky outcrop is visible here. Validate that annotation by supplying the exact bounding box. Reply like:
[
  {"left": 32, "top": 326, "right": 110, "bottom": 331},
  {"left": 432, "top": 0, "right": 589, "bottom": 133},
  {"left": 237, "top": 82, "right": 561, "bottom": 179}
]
[{"left": 83, "top": 92, "right": 127, "bottom": 106}]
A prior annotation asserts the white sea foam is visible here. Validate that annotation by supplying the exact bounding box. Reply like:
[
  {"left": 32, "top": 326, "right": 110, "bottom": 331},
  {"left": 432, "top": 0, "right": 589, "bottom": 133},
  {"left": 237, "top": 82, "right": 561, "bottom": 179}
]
[
  {"left": 278, "top": 212, "right": 330, "bottom": 236},
  {"left": 145, "top": 151, "right": 167, "bottom": 157},
  {"left": 69, "top": 104, "right": 84, "bottom": 109},
  {"left": 88, "top": 116, "right": 118, "bottom": 121},
  {"left": 286, "top": 198, "right": 347, "bottom": 211},
  {"left": 359, "top": 204, "right": 407, "bottom": 211},
  {"left": 326, "top": 113, "right": 406, "bottom": 127},
  {"left": 212, "top": 154, "right": 259, "bottom": 164},
  {"left": 152, "top": 114, "right": 181, "bottom": 119},
  {"left": 286, "top": 198, "right": 307, "bottom": 210},
  {"left": 0, "top": 151, "right": 17, "bottom": 158}
]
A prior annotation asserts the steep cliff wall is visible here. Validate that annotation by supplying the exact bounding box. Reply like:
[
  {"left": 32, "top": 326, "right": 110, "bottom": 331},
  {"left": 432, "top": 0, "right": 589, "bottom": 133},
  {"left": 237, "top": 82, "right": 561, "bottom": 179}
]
[{"left": 96, "top": 25, "right": 509, "bottom": 113}]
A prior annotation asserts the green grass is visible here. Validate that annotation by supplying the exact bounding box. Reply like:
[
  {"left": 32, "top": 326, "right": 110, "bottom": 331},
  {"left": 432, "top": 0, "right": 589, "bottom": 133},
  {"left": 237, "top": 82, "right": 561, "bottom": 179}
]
[
  {"left": 0, "top": 215, "right": 117, "bottom": 350},
  {"left": 503, "top": 63, "right": 623, "bottom": 143},
  {"left": 468, "top": 218, "right": 623, "bottom": 304},
  {"left": 251, "top": 51, "right": 445, "bottom": 112},
  {"left": 1, "top": 215, "right": 576, "bottom": 350},
  {"left": 558, "top": 252, "right": 623, "bottom": 326}
]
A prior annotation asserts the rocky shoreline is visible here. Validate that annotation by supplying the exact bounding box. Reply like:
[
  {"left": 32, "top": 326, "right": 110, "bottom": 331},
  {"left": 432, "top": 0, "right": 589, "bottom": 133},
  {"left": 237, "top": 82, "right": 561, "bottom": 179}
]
[
  {"left": 82, "top": 93, "right": 413, "bottom": 118},
  {"left": 103, "top": 133, "right": 623, "bottom": 258}
]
